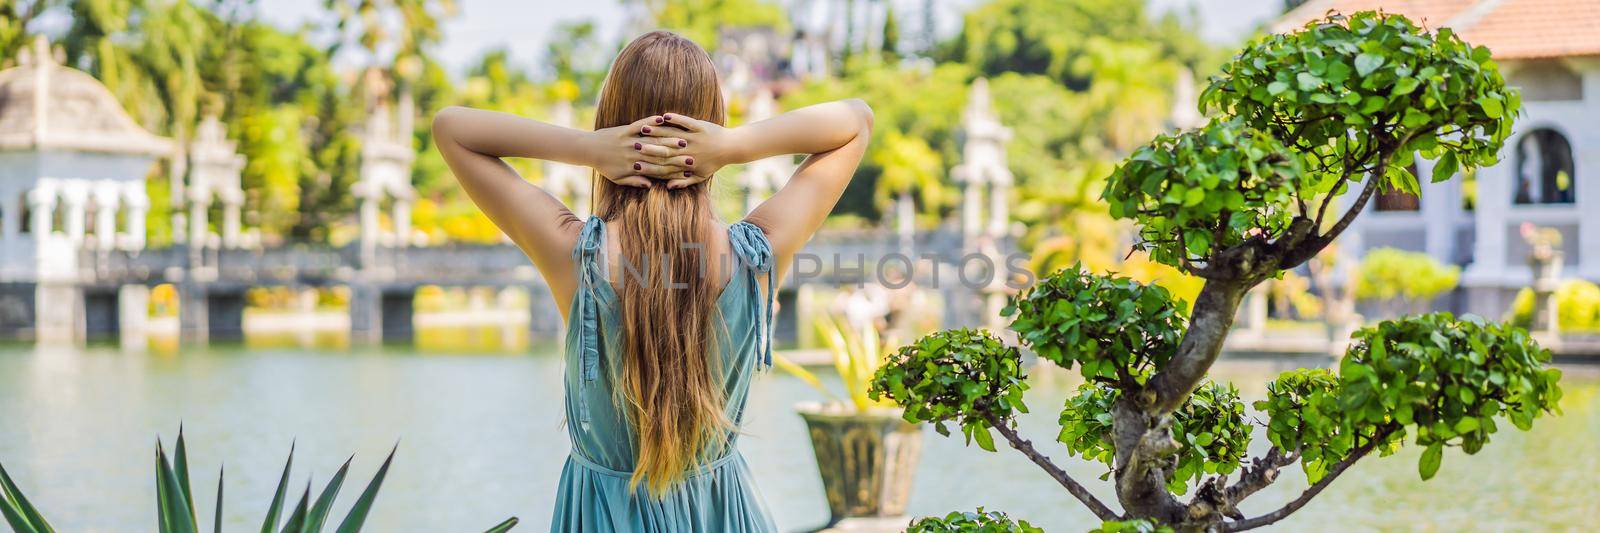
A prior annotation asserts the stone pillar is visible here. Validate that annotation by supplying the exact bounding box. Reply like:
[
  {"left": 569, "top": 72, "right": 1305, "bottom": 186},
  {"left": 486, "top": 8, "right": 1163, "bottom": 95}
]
[
  {"left": 392, "top": 198, "right": 412, "bottom": 247},
  {"left": 34, "top": 283, "right": 83, "bottom": 345},
  {"left": 987, "top": 177, "right": 1011, "bottom": 239},
  {"left": 221, "top": 201, "right": 241, "bottom": 248},
  {"left": 178, "top": 282, "right": 208, "bottom": 344},
  {"left": 122, "top": 190, "right": 148, "bottom": 250},
  {"left": 188, "top": 199, "right": 209, "bottom": 249},
  {"left": 27, "top": 186, "right": 55, "bottom": 236},
  {"left": 92, "top": 183, "right": 120, "bottom": 249},
  {"left": 960, "top": 179, "right": 983, "bottom": 246},
  {"left": 358, "top": 195, "right": 380, "bottom": 265},
  {"left": 349, "top": 282, "right": 382, "bottom": 344},
  {"left": 1416, "top": 159, "right": 1459, "bottom": 263},
  {"left": 1464, "top": 156, "right": 1512, "bottom": 316},
  {"left": 119, "top": 284, "right": 149, "bottom": 350},
  {"left": 60, "top": 182, "right": 87, "bottom": 243},
  {"left": 895, "top": 191, "right": 915, "bottom": 256}
]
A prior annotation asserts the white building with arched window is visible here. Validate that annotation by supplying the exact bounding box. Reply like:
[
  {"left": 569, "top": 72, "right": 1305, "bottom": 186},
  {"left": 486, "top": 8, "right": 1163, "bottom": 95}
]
[{"left": 1279, "top": 0, "right": 1600, "bottom": 317}]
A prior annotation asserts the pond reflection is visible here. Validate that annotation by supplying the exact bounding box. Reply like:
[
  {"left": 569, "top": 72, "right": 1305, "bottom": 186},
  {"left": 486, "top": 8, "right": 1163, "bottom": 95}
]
[{"left": 0, "top": 340, "right": 1594, "bottom": 531}]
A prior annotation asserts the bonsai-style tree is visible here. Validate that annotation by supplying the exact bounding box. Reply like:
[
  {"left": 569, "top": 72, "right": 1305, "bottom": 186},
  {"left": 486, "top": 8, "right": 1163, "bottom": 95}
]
[{"left": 873, "top": 12, "right": 1563, "bottom": 531}]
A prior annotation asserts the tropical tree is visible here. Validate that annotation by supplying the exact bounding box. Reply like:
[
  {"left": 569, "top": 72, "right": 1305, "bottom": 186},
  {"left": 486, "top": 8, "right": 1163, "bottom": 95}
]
[{"left": 870, "top": 13, "right": 1562, "bottom": 530}]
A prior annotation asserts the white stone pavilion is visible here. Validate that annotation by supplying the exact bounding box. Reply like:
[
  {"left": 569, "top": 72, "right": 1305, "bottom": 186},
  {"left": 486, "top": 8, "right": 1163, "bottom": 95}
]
[{"left": 0, "top": 37, "right": 172, "bottom": 342}]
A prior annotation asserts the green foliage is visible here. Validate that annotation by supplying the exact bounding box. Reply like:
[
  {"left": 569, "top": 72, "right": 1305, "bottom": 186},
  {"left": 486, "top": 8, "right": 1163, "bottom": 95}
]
[
  {"left": 948, "top": 0, "right": 1210, "bottom": 90},
  {"left": 908, "top": 507, "right": 1042, "bottom": 533},
  {"left": 641, "top": 0, "right": 789, "bottom": 49},
  {"left": 1091, "top": 518, "right": 1174, "bottom": 533},
  {"left": 1509, "top": 279, "right": 1600, "bottom": 333},
  {"left": 1261, "top": 314, "right": 1562, "bottom": 483},
  {"left": 1057, "top": 382, "right": 1248, "bottom": 494},
  {"left": 869, "top": 329, "right": 1028, "bottom": 451},
  {"left": 1005, "top": 267, "right": 1186, "bottom": 384},
  {"left": 1203, "top": 11, "right": 1515, "bottom": 208},
  {"left": 0, "top": 429, "right": 518, "bottom": 532},
  {"left": 1354, "top": 248, "right": 1461, "bottom": 310},
  {"left": 908, "top": 505, "right": 1043, "bottom": 531},
  {"left": 1104, "top": 118, "right": 1304, "bottom": 268}
]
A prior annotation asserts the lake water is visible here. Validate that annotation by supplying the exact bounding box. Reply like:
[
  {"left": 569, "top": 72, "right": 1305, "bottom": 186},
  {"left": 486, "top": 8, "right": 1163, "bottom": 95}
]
[{"left": 0, "top": 341, "right": 1595, "bottom": 531}]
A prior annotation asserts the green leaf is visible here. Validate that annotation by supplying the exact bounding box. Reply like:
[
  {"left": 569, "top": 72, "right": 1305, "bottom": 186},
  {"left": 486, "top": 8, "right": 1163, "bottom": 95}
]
[
  {"left": 0, "top": 460, "right": 52, "bottom": 533},
  {"left": 1477, "top": 96, "right": 1504, "bottom": 118},
  {"left": 279, "top": 483, "right": 311, "bottom": 533},
  {"left": 261, "top": 443, "right": 296, "bottom": 533},
  {"left": 1394, "top": 76, "right": 1420, "bottom": 95},
  {"left": 973, "top": 425, "right": 997, "bottom": 452},
  {"left": 214, "top": 466, "right": 225, "bottom": 533},
  {"left": 1419, "top": 442, "right": 1443, "bottom": 480},
  {"left": 157, "top": 443, "right": 199, "bottom": 533},
  {"left": 306, "top": 457, "right": 353, "bottom": 532},
  {"left": 1454, "top": 417, "right": 1480, "bottom": 434},
  {"left": 1432, "top": 151, "right": 1458, "bottom": 182},
  {"left": 333, "top": 445, "right": 397, "bottom": 533},
  {"left": 1267, "top": 81, "right": 1290, "bottom": 95},
  {"left": 482, "top": 517, "right": 520, "bottom": 533},
  {"left": 175, "top": 428, "right": 195, "bottom": 521},
  {"left": 1355, "top": 53, "right": 1385, "bottom": 76}
]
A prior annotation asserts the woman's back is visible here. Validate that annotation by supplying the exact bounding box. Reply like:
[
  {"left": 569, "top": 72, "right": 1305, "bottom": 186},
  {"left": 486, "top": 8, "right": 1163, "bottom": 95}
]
[
  {"left": 552, "top": 215, "right": 777, "bottom": 532},
  {"left": 432, "top": 29, "right": 871, "bottom": 533}
]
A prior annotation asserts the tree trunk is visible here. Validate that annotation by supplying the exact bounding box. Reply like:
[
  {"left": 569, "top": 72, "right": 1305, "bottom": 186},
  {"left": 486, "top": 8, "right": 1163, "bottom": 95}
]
[{"left": 1114, "top": 279, "right": 1251, "bottom": 524}]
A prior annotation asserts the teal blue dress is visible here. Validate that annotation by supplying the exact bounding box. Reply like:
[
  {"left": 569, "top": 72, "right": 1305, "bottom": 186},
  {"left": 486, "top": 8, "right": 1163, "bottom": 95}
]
[{"left": 550, "top": 216, "right": 779, "bottom": 532}]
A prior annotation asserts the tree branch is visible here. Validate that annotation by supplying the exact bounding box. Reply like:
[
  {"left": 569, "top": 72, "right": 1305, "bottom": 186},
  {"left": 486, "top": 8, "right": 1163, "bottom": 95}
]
[
  {"left": 1145, "top": 280, "right": 1249, "bottom": 414},
  {"left": 1221, "top": 427, "right": 1395, "bottom": 531},
  {"left": 982, "top": 411, "right": 1122, "bottom": 522},
  {"left": 1279, "top": 158, "right": 1387, "bottom": 268}
]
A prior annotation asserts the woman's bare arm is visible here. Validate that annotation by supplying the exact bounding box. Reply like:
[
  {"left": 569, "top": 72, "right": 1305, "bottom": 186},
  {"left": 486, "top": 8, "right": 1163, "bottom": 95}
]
[
  {"left": 430, "top": 106, "right": 688, "bottom": 310},
  {"left": 638, "top": 99, "right": 875, "bottom": 278}
]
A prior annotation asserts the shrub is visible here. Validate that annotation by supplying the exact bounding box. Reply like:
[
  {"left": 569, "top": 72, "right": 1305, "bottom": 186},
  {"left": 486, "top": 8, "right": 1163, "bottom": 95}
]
[
  {"left": 870, "top": 12, "right": 1557, "bottom": 531},
  {"left": 1354, "top": 248, "right": 1461, "bottom": 314},
  {"left": 1508, "top": 279, "right": 1600, "bottom": 333}
]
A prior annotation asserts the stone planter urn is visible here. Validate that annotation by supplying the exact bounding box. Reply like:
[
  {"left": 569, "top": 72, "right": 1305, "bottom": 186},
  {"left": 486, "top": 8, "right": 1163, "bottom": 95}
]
[{"left": 796, "top": 402, "right": 923, "bottom": 531}]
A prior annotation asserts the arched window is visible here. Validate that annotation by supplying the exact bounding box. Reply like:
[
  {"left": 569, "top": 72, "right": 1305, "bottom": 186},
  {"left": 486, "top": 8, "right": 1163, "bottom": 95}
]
[
  {"left": 1514, "top": 129, "right": 1576, "bottom": 205},
  {"left": 1375, "top": 163, "right": 1422, "bottom": 211}
]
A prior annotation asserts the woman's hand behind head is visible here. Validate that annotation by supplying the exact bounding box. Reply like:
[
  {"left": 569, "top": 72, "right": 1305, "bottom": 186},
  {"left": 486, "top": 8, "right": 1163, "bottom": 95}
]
[
  {"left": 640, "top": 113, "right": 737, "bottom": 189},
  {"left": 591, "top": 115, "right": 693, "bottom": 188}
]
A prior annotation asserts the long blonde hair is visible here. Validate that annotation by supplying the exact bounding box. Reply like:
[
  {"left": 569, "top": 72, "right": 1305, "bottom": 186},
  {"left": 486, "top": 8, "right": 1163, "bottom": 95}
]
[{"left": 591, "top": 31, "right": 730, "bottom": 496}]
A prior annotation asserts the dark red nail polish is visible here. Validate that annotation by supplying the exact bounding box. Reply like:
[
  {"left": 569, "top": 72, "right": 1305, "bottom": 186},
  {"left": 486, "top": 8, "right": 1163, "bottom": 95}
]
[
  {"left": 685, "top": 157, "right": 694, "bottom": 166},
  {"left": 678, "top": 140, "right": 687, "bottom": 148},
  {"left": 633, "top": 142, "right": 642, "bottom": 150},
  {"left": 655, "top": 117, "right": 664, "bottom": 124},
  {"left": 642, "top": 126, "right": 651, "bottom": 134},
  {"left": 633, "top": 163, "right": 642, "bottom": 171},
  {"left": 664, "top": 114, "right": 673, "bottom": 121},
  {"left": 684, "top": 171, "right": 692, "bottom": 177}
]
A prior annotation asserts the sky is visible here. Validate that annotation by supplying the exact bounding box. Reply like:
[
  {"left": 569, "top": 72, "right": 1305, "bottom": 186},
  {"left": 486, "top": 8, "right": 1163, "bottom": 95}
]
[{"left": 256, "top": 0, "right": 1287, "bottom": 77}]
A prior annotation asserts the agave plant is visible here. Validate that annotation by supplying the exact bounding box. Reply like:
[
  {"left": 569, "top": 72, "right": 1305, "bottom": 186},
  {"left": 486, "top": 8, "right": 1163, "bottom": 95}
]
[
  {"left": 774, "top": 313, "right": 898, "bottom": 412},
  {"left": 0, "top": 428, "right": 519, "bottom": 533}
]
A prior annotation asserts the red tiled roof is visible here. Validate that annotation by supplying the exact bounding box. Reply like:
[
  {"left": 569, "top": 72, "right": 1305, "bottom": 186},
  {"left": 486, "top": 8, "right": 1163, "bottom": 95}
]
[{"left": 1277, "top": 0, "right": 1600, "bottom": 59}]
